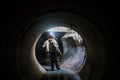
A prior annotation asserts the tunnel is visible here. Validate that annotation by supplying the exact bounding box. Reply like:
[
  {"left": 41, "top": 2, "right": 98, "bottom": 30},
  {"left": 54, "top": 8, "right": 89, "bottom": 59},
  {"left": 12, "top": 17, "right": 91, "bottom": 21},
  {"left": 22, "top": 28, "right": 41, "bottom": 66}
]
[{"left": 1, "top": 1, "right": 119, "bottom": 80}]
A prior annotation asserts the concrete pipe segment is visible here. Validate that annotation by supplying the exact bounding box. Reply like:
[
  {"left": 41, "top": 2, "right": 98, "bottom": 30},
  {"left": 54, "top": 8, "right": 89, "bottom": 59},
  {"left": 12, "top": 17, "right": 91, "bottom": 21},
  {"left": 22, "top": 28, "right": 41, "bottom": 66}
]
[
  {"left": 1, "top": 1, "right": 118, "bottom": 80},
  {"left": 15, "top": 12, "right": 106, "bottom": 80}
]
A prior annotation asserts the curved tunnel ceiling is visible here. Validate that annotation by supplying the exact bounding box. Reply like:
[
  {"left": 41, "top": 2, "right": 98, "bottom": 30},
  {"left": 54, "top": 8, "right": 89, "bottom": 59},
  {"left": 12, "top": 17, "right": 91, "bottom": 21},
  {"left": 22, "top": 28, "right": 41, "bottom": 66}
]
[{"left": 15, "top": 12, "right": 107, "bottom": 80}]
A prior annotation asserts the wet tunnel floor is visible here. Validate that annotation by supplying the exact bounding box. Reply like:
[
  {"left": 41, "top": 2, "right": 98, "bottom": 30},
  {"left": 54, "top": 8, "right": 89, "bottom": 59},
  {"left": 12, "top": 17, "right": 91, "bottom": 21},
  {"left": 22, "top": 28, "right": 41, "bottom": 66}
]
[
  {"left": 43, "top": 65, "right": 61, "bottom": 71},
  {"left": 42, "top": 65, "right": 81, "bottom": 80}
]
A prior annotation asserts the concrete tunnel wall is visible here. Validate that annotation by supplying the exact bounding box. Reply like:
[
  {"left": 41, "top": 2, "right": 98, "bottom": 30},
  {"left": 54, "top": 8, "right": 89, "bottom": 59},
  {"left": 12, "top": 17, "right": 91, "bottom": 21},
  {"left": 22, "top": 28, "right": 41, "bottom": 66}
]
[
  {"left": 15, "top": 12, "right": 107, "bottom": 80},
  {"left": 60, "top": 37, "right": 86, "bottom": 72},
  {"left": 1, "top": 1, "right": 118, "bottom": 80}
]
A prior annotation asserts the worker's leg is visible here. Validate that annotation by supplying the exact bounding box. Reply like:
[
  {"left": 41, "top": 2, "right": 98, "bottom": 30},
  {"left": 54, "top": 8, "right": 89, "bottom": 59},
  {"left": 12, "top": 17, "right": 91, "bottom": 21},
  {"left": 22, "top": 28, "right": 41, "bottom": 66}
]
[
  {"left": 46, "top": 52, "right": 50, "bottom": 65},
  {"left": 55, "top": 56, "right": 60, "bottom": 70},
  {"left": 50, "top": 53, "right": 55, "bottom": 71}
]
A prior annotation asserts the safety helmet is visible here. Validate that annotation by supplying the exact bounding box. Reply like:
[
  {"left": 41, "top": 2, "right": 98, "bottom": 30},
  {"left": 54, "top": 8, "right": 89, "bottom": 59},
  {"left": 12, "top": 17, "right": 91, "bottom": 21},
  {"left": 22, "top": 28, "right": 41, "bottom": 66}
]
[{"left": 48, "top": 32, "right": 55, "bottom": 38}]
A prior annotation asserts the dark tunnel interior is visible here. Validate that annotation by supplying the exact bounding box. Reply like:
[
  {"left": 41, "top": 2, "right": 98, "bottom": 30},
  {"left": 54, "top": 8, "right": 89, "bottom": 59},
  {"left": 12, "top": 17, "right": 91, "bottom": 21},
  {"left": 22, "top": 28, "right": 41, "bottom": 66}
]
[{"left": 1, "top": 0, "right": 119, "bottom": 80}]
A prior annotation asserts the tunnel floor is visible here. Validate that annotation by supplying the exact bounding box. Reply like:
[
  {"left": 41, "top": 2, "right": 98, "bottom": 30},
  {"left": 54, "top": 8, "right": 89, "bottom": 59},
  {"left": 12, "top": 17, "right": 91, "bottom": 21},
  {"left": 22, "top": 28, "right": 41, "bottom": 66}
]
[
  {"left": 43, "top": 65, "right": 60, "bottom": 71},
  {"left": 42, "top": 65, "right": 81, "bottom": 80}
]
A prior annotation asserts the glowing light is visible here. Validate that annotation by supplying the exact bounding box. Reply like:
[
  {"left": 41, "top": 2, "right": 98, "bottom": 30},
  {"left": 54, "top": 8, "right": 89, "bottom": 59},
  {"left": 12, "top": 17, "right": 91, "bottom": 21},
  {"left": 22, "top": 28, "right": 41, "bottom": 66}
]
[
  {"left": 50, "top": 32, "right": 54, "bottom": 35},
  {"left": 49, "top": 32, "right": 55, "bottom": 38}
]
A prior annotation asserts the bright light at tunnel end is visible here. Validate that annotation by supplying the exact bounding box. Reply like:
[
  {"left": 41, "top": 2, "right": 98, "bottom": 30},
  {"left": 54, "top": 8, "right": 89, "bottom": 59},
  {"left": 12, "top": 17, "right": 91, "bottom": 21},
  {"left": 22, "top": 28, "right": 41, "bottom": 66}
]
[{"left": 35, "top": 26, "right": 86, "bottom": 73}]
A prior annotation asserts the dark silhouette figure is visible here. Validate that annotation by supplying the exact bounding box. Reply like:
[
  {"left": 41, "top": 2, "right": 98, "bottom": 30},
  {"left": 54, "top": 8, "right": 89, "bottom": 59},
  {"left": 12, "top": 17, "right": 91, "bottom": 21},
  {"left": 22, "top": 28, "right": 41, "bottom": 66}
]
[{"left": 42, "top": 33, "right": 62, "bottom": 70}]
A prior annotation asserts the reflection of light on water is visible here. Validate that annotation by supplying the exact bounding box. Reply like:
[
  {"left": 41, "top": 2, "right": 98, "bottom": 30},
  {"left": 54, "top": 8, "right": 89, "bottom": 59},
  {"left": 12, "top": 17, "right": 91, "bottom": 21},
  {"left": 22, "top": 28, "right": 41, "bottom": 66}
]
[
  {"left": 46, "top": 69, "right": 81, "bottom": 80},
  {"left": 63, "top": 69, "right": 82, "bottom": 80}
]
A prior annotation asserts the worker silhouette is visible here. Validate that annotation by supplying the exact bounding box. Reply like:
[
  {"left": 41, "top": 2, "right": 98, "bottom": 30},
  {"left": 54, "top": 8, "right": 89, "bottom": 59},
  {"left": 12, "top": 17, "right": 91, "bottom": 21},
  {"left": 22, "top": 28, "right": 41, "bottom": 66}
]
[{"left": 42, "top": 33, "right": 62, "bottom": 71}]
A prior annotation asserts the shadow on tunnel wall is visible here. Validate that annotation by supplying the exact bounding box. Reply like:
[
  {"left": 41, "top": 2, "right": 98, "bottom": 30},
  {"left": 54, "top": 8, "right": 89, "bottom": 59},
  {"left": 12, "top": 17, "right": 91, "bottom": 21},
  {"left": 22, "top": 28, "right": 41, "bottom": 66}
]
[{"left": 1, "top": 0, "right": 119, "bottom": 80}]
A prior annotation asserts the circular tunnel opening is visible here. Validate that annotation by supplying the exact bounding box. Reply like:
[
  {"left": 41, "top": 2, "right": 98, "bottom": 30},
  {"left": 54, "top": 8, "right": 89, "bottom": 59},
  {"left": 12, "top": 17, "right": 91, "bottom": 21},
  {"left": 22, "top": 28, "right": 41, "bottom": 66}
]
[
  {"left": 35, "top": 26, "right": 86, "bottom": 72},
  {"left": 16, "top": 12, "right": 107, "bottom": 80}
]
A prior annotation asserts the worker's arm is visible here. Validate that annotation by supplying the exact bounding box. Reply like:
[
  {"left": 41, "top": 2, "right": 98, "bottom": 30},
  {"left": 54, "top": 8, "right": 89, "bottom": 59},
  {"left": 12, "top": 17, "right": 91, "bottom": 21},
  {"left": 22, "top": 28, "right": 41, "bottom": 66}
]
[{"left": 42, "top": 40, "right": 47, "bottom": 47}]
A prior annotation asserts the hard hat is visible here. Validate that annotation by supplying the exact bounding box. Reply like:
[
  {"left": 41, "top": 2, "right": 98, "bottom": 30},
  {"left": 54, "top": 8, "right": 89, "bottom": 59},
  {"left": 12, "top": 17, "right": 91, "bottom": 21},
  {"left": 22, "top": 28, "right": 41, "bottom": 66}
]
[{"left": 48, "top": 32, "right": 55, "bottom": 38}]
